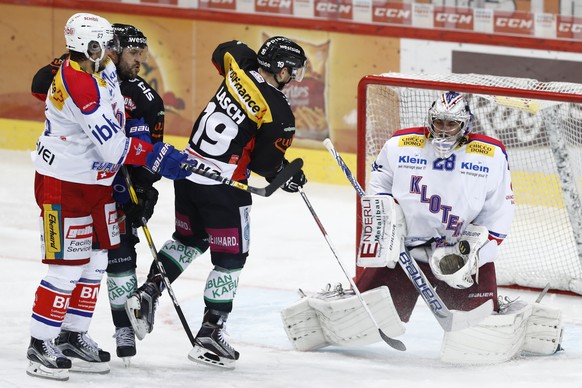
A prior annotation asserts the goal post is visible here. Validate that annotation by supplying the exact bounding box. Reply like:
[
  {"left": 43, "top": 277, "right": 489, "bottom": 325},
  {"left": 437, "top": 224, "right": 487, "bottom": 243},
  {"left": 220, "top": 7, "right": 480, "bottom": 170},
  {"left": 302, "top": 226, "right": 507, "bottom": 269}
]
[{"left": 356, "top": 73, "right": 582, "bottom": 295}]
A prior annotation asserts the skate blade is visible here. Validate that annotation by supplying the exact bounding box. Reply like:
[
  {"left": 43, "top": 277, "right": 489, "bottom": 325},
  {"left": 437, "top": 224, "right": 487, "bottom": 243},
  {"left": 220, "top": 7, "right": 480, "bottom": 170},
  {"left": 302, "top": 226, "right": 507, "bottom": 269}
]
[
  {"left": 122, "top": 357, "right": 132, "bottom": 368},
  {"left": 70, "top": 359, "right": 110, "bottom": 374},
  {"left": 125, "top": 296, "right": 149, "bottom": 340},
  {"left": 188, "top": 346, "right": 236, "bottom": 370},
  {"left": 26, "top": 361, "right": 70, "bottom": 381}
]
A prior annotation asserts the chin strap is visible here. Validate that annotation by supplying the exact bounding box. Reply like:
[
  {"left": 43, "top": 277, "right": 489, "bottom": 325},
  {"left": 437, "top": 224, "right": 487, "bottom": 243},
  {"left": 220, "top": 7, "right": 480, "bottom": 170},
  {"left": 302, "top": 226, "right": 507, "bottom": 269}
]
[{"left": 274, "top": 73, "right": 289, "bottom": 90}]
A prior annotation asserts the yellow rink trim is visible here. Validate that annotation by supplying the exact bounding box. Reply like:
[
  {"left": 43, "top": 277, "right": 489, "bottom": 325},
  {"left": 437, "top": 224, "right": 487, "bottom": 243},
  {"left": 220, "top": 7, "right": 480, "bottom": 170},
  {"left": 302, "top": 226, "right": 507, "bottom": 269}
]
[
  {"left": 512, "top": 171, "right": 565, "bottom": 208},
  {"left": 0, "top": 118, "right": 356, "bottom": 186},
  {"left": 2, "top": 118, "right": 574, "bottom": 200}
]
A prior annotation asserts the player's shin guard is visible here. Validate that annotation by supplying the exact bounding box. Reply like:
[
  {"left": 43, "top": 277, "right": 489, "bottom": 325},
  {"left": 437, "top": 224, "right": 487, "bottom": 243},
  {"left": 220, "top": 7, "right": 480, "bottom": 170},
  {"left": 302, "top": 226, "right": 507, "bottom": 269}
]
[
  {"left": 58, "top": 250, "right": 110, "bottom": 373},
  {"left": 126, "top": 239, "right": 204, "bottom": 340}
]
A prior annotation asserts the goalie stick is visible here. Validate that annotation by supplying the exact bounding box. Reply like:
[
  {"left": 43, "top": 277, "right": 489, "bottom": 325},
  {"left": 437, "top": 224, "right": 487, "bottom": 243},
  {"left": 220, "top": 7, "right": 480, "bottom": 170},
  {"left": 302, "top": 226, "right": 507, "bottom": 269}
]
[
  {"left": 180, "top": 158, "right": 304, "bottom": 197},
  {"left": 323, "top": 138, "right": 493, "bottom": 332},
  {"left": 121, "top": 167, "right": 197, "bottom": 347},
  {"left": 298, "top": 187, "right": 406, "bottom": 351}
]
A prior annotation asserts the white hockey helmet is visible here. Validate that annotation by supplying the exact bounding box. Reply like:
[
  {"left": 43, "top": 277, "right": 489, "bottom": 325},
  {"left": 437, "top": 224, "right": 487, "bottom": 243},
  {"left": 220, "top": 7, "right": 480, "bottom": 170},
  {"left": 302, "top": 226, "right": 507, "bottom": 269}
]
[
  {"left": 64, "top": 13, "right": 113, "bottom": 65},
  {"left": 427, "top": 91, "right": 472, "bottom": 158}
]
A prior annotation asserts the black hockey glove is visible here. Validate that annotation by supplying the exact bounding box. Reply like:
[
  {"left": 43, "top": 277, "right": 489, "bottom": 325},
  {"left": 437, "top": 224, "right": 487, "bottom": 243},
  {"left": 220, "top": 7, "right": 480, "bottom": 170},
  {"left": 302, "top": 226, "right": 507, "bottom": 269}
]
[
  {"left": 282, "top": 168, "right": 307, "bottom": 193},
  {"left": 266, "top": 159, "right": 307, "bottom": 193},
  {"left": 124, "top": 186, "right": 159, "bottom": 227}
]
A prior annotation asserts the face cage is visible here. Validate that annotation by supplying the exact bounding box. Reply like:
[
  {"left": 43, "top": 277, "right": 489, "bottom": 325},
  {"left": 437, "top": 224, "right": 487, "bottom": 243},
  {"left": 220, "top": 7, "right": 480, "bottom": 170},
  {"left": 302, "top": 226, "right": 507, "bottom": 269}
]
[
  {"left": 290, "top": 60, "right": 307, "bottom": 82},
  {"left": 428, "top": 116, "right": 467, "bottom": 158}
]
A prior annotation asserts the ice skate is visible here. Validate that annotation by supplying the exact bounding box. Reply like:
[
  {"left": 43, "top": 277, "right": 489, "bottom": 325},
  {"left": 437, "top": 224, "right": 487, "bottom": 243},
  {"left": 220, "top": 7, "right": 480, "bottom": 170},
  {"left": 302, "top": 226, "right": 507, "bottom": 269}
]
[
  {"left": 125, "top": 278, "right": 161, "bottom": 340},
  {"left": 188, "top": 310, "right": 239, "bottom": 370},
  {"left": 55, "top": 330, "right": 110, "bottom": 374},
  {"left": 26, "top": 337, "right": 71, "bottom": 381},
  {"left": 114, "top": 326, "right": 136, "bottom": 367}
]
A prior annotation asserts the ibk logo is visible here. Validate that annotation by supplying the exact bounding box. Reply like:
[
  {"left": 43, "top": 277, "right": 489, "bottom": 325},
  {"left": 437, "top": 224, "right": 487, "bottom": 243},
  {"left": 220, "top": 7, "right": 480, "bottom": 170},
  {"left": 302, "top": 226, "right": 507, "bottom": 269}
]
[
  {"left": 372, "top": 2, "right": 412, "bottom": 25},
  {"left": 557, "top": 16, "right": 582, "bottom": 39},
  {"left": 199, "top": 0, "right": 236, "bottom": 10},
  {"left": 494, "top": 11, "right": 534, "bottom": 35},
  {"left": 255, "top": 0, "right": 293, "bottom": 15},
  {"left": 314, "top": 0, "right": 353, "bottom": 20},
  {"left": 434, "top": 6, "right": 473, "bottom": 30}
]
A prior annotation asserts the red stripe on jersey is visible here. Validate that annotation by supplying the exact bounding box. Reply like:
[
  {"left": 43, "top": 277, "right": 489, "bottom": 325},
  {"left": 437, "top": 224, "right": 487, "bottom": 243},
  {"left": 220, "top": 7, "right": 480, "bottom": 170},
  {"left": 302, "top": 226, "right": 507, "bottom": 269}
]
[
  {"left": 467, "top": 133, "right": 507, "bottom": 153},
  {"left": 488, "top": 234, "right": 504, "bottom": 245},
  {"left": 466, "top": 133, "right": 509, "bottom": 160},
  {"left": 61, "top": 59, "right": 100, "bottom": 114},
  {"left": 124, "top": 138, "right": 153, "bottom": 165},
  {"left": 392, "top": 127, "right": 428, "bottom": 138}
]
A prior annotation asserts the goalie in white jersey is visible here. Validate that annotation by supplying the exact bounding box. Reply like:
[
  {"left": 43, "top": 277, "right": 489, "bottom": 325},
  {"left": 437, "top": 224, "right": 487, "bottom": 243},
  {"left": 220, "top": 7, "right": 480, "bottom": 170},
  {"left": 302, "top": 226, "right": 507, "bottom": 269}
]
[
  {"left": 26, "top": 13, "right": 192, "bottom": 381},
  {"left": 282, "top": 91, "right": 563, "bottom": 363}
]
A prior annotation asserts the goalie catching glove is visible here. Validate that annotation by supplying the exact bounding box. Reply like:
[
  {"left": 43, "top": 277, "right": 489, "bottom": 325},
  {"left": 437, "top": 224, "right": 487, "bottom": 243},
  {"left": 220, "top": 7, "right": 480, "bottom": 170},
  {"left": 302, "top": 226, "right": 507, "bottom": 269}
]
[
  {"left": 429, "top": 224, "right": 496, "bottom": 289},
  {"left": 357, "top": 195, "right": 407, "bottom": 268}
]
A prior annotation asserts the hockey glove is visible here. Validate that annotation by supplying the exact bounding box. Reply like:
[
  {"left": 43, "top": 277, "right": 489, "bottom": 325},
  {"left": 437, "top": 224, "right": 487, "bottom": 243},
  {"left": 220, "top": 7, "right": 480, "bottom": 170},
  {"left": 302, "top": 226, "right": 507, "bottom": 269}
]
[
  {"left": 268, "top": 159, "right": 307, "bottom": 193},
  {"left": 146, "top": 142, "right": 192, "bottom": 180},
  {"left": 282, "top": 168, "right": 307, "bottom": 193},
  {"left": 124, "top": 185, "right": 159, "bottom": 227},
  {"left": 126, "top": 118, "right": 151, "bottom": 143}
]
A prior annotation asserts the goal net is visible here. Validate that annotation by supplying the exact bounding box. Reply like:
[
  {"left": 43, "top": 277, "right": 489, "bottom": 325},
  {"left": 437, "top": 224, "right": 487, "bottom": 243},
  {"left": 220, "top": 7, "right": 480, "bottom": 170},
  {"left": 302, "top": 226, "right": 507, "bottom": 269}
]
[{"left": 357, "top": 73, "right": 582, "bottom": 295}]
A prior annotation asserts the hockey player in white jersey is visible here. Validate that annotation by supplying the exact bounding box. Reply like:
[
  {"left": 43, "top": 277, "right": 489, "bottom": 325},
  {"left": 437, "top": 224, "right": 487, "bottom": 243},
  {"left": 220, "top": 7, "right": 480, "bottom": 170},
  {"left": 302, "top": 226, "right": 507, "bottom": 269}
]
[
  {"left": 26, "top": 13, "right": 192, "bottom": 381},
  {"left": 282, "top": 91, "right": 563, "bottom": 363}
]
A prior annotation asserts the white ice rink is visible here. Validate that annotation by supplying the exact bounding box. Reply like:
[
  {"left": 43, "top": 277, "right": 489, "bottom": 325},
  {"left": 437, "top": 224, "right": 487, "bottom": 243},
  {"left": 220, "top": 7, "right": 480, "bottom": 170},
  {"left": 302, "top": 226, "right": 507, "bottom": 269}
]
[{"left": 1, "top": 149, "right": 582, "bottom": 387}]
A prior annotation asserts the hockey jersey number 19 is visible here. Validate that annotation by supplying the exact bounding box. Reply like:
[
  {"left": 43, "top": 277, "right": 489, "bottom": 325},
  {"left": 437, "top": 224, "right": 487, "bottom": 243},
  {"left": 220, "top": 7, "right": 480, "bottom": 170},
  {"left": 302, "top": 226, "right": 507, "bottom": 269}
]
[{"left": 185, "top": 40, "right": 296, "bottom": 185}]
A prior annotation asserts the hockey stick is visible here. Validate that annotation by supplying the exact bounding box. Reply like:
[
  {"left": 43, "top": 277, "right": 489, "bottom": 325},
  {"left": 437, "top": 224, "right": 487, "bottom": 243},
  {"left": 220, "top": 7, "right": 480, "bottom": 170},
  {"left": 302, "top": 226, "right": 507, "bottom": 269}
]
[
  {"left": 298, "top": 186, "right": 406, "bottom": 351},
  {"left": 323, "top": 138, "right": 493, "bottom": 332},
  {"left": 121, "top": 167, "right": 197, "bottom": 346},
  {"left": 180, "top": 158, "right": 304, "bottom": 197}
]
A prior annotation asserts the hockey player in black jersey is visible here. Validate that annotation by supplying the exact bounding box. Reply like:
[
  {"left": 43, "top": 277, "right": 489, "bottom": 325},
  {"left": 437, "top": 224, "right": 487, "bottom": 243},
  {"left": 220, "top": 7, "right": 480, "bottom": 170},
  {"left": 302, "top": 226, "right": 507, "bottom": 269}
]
[
  {"left": 126, "top": 37, "right": 308, "bottom": 369},
  {"left": 31, "top": 23, "right": 165, "bottom": 367},
  {"left": 105, "top": 23, "right": 165, "bottom": 365}
]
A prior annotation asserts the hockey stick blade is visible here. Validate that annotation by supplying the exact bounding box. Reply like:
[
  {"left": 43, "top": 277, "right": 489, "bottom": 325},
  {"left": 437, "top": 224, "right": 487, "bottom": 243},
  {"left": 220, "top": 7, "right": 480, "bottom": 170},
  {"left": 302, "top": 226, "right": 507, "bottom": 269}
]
[
  {"left": 379, "top": 330, "right": 406, "bottom": 351},
  {"left": 180, "top": 158, "right": 303, "bottom": 197}
]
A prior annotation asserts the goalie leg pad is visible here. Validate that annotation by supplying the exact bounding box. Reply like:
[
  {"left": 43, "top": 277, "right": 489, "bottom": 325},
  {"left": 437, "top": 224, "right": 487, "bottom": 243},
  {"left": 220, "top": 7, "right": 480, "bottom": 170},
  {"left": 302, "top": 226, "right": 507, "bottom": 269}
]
[
  {"left": 281, "top": 286, "right": 405, "bottom": 351},
  {"left": 441, "top": 300, "right": 532, "bottom": 364},
  {"left": 281, "top": 298, "right": 328, "bottom": 351},
  {"left": 522, "top": 303, "right": 563, "bottom": 355},
  {"left": 440, "top": 301, "right": 563, "bottom": 364}
]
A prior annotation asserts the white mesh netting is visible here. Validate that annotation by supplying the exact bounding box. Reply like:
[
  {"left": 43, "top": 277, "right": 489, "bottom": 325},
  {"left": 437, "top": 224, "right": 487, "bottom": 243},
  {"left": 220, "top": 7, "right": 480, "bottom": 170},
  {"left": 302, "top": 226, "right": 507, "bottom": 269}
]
[{"left": 360, "top": 72, "right": 582, "bottom": 294}]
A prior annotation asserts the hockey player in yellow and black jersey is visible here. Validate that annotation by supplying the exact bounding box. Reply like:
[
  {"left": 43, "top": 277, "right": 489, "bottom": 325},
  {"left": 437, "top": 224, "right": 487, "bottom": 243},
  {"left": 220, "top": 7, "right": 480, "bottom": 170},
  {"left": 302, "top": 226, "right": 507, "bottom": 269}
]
[{"left": 126, "top": 37, "right": 307, "bottom": 369}]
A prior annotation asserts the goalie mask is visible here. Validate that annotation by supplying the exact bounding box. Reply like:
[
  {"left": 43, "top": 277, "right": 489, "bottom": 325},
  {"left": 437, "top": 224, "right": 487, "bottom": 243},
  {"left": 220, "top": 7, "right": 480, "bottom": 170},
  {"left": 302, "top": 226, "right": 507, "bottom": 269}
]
[
  {"left": 258, "top": 36, "right": 307, "bottom": 89},
  {"left": 427, "top": 91, "right": 472, "bottom": 158},
  {"left": 64, "top": 13, "right": 114, "bottom": 72}
]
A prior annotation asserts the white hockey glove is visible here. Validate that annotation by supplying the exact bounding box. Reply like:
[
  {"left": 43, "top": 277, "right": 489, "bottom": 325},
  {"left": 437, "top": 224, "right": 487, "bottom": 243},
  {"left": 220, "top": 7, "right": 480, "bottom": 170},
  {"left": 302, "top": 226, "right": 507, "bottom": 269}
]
[
  {"left": 357, "top": 195, "right": 407, "bottom": 268},
  {"left": 429, "top": 224, "right": 490, "bottom": 289}
]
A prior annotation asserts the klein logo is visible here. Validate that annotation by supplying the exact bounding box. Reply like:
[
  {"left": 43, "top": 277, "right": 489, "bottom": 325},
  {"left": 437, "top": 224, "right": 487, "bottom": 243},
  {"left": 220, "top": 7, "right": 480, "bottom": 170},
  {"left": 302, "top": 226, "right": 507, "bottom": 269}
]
[
  {"left": 461, "top": 162, "right": 489, "bottom": 173},
  {"left": 398, "top": 155, "right": 427, "bottom": 165},
  {"left": 66, "top": 225, "right": 93, "bottom": 239}
]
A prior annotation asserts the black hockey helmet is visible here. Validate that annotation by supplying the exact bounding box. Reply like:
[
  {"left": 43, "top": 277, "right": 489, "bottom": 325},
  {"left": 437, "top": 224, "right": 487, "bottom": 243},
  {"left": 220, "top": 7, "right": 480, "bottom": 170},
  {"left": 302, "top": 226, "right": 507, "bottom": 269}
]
[
  {"left": 111, "top": 23, "right": 147, "bottom": 53},
  {"left": 257, "top": 36, "right": 307, "bottom": 82}
]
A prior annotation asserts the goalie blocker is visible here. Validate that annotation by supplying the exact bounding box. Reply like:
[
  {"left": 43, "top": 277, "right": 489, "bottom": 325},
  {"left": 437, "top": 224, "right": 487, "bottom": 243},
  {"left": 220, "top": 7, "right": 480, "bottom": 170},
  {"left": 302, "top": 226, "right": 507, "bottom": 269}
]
[{"left": 358, "top": 195, "right": 406, "bottom": 268}]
